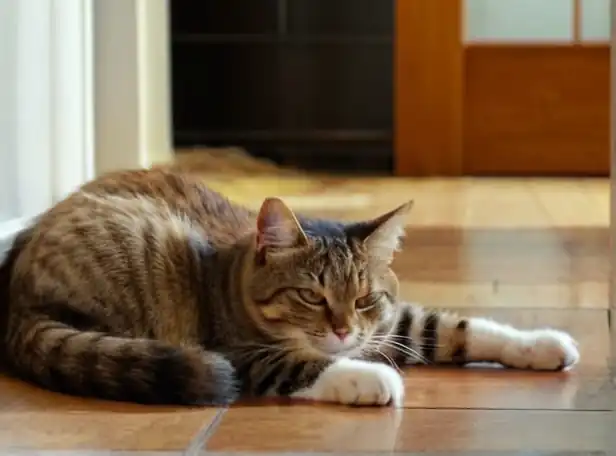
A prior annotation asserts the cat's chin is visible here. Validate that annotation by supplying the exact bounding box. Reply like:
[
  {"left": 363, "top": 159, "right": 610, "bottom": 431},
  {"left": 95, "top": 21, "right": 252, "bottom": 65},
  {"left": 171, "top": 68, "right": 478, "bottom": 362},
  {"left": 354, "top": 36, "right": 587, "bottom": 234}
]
[{"left": 318, "top": 346, "right": 355, "bottom": 356}]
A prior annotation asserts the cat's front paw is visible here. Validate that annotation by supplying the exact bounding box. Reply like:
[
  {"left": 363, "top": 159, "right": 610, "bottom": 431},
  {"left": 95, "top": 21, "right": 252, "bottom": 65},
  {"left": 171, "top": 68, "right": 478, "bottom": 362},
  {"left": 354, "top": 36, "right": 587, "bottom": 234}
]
[
  {"left": 502, "top": 329, "right": 580, "bottom": 371},
  {"left": 292, "top": 358, "right": 405, "bottom": 407}
]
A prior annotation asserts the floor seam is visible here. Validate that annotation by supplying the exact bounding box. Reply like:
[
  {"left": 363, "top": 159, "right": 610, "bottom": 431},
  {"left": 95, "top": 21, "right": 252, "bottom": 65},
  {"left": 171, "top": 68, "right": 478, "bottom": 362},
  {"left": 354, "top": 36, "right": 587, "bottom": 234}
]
[{"left": 183, "top": 407, "right": 228, "bottom": 456}]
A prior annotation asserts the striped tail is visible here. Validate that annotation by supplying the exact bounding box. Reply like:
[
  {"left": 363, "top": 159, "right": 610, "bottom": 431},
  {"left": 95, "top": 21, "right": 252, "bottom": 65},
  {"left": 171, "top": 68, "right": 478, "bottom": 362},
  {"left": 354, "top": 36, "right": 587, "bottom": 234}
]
[{"left": 6, "top": 317, "right": 238, "bottom": 405}]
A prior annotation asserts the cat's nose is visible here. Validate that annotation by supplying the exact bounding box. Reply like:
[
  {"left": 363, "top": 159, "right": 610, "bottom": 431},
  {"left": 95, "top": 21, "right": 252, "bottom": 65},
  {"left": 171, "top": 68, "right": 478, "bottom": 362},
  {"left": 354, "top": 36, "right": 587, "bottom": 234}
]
[{"left": 333, "top": 326, "right": 350, "bottom": 341}]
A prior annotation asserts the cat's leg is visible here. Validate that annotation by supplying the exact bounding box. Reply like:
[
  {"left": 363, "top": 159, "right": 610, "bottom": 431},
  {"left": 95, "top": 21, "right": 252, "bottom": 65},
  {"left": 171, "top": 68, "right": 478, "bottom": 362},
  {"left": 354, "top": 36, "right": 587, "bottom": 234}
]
[
  {"left": 388, "top": 303, "right": 580, "bottom": 370},
  {"left": 231, "top": 347, "right": 405, "bottom": 406}
]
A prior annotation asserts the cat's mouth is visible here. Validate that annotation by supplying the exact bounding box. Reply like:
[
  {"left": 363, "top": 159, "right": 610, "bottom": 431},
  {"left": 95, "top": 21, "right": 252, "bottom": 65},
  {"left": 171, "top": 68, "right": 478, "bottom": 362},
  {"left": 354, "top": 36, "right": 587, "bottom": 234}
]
[{"left": 311, "top": 332, "right": 363, "bottom": 356}]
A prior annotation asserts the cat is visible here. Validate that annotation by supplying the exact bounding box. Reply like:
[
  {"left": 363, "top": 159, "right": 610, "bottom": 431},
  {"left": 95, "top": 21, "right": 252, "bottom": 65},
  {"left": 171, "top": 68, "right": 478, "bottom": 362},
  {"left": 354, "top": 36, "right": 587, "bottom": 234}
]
[{"left": 0, "top": 168, "right": 579, "bottom": 407}]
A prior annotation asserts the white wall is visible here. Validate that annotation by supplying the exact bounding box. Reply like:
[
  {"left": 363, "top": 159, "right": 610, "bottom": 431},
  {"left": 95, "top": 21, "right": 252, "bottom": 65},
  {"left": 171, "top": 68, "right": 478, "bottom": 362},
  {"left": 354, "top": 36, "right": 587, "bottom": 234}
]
[
  {"left": 465, "top": 0, "right": 610, "bottom": 42},
  {"left": 0, "top": 0, "right": 172, "bottom": 249},
  {"left": 0, "top": 0, "right": 94, "bottom": 248},
  {"left": 0, "top": 0, "right": 19, "bottom": 222}
]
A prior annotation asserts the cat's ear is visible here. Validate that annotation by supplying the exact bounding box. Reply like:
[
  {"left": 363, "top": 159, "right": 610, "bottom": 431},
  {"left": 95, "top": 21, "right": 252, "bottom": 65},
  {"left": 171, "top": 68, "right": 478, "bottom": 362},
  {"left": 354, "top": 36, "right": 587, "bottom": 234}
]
[
  {"left": 346, "top": 200, "right": 413, "bottom": 263},
  {"left": 256, "top": 197, "right": 309, "bottom": 251}
]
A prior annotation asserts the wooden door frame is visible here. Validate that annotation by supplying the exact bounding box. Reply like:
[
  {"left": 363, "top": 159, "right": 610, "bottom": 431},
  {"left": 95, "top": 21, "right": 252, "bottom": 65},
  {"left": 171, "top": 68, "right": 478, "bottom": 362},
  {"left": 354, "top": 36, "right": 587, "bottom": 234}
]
[
  {"left": 94, "top": 0, "right": 174, "bottom": 175},
  {"left": 394, "top": 0, "right": 463, "bottom": 176}
]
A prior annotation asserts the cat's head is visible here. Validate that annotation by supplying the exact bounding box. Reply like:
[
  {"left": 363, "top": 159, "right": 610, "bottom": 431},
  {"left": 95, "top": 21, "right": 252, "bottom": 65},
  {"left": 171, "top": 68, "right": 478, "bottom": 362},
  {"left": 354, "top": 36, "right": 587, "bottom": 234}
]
[{"left": 247, "top": 197, "right": 412, "bottom": 356}]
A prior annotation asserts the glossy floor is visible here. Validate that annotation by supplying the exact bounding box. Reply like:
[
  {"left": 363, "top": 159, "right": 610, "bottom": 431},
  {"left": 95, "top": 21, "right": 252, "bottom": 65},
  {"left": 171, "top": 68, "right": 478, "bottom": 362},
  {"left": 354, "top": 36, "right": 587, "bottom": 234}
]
[{"left": 0, "top": 175, "right": 613, "bottom": 455}]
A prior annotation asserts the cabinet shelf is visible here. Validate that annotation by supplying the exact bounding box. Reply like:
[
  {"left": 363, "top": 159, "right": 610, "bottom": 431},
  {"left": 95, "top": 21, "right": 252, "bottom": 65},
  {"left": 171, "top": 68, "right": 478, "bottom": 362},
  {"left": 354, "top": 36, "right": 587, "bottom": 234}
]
[
  {"left": 170, "top": 0, "right": 394, "bottom": 172},
  {"left": 174, "top": 34, "right": 393, "bottom": 46},
  {"left": 176, "top": 129, "right": 392, "bottom": 143}
]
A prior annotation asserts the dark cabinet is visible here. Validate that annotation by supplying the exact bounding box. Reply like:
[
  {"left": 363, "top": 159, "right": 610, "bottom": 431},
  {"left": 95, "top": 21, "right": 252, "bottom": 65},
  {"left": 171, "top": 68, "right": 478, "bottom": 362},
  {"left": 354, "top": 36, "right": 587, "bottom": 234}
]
[{"left": 170, "top": 0, "right": 393, "bottom": 171}]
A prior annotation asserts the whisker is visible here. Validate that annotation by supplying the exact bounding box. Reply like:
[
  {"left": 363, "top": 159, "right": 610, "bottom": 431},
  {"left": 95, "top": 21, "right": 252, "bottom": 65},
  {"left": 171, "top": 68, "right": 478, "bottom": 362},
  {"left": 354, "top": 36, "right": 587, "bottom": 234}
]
[
  {"left": 378, "top": 340, "right": 431, "bottom": 365},
  {"left": 376, "top": 349, "right": 403, "bottom": 374},
  {"left": 364, "top": 340, "right": 430, "bottom": 365},
  {"left": 370, "top": 335, "right": 444, "bottom": 349},
  {"left": 371, "top": 334, "right": 441, "bottom": 343},
  {"left": 361, "top": 345, "right": 403, "bottom": 374},
  {"left": 372, "top": 334, "right": 414, "bottom": 341}
]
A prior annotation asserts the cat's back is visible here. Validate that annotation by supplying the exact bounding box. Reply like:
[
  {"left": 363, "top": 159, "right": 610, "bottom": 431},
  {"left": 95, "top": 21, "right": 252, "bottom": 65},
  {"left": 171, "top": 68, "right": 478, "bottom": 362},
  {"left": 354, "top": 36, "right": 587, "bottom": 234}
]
[
  {"left": 11, "top": 168, "right": 255, "bottom": 284},
  {"left": 50, "top": 168, "right": 256, "bottom": 247},
  {"left": 83, "top": 168, "right": 253, "bottom": 224},
  {"left": 11, "top": 168, "right": 256, "bottom": 316}
]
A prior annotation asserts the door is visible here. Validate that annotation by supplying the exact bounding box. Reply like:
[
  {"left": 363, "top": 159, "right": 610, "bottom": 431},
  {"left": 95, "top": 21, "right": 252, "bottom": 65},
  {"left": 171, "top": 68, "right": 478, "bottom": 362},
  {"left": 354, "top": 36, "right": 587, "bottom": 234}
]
[{"left": 394, "top": 0, "right": 610, "bottom": 176}]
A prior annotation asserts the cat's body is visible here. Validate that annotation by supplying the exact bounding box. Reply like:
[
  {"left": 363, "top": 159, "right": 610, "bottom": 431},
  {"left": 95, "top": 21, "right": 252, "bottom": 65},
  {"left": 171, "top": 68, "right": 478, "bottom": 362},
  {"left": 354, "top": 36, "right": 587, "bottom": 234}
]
[{"left": 0, "top": 168, "right": 580, "bottom": 406}]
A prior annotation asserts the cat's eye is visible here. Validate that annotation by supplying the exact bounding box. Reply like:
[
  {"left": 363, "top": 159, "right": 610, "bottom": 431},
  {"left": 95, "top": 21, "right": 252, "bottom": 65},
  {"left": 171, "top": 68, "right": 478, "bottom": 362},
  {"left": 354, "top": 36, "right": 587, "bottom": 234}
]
[
  {"left": 356, "top": 292, "right": 383, "bottom": 311},
  {"left": 297, "top": 288, "right": 326, "bottom": 306}
]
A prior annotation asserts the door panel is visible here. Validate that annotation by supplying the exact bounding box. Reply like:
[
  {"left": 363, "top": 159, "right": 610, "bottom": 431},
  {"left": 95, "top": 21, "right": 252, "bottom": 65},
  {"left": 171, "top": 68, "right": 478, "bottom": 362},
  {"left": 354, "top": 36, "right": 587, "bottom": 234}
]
[
  {"left": 464, "top": 46, "right": 609, "bottom": 175},
  {"left": 395, "top": 0, "right": 610, "bottom": 176},
  {"left": 581, "top": 0, "right": 610, "bottom": 41},
  {"left": 465, "top": 0, "right": 573, "bottom": 42}
]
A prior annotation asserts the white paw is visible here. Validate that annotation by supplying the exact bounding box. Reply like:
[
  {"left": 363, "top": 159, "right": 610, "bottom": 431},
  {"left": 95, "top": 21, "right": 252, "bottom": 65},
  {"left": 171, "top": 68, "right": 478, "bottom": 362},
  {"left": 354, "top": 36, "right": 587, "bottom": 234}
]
[
  {"left": 292, "top": 358, "right": 405, "bottom": 407},
  {"left": 501, "top": 329, "right": 580, "bottom": 370}
]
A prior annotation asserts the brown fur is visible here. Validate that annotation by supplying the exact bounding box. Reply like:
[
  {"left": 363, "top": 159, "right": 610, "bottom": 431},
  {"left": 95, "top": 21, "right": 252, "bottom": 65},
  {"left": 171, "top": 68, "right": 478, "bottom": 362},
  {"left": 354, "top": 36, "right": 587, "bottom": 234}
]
[{"left": 0, "top": 168, "right": 471, "bottom": 405}]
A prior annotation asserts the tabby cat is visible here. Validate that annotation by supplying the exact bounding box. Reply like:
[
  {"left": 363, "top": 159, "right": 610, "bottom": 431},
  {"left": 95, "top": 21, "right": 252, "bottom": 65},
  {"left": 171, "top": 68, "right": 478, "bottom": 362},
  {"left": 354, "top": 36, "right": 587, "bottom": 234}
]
[{"left": 0, "top": 169, "right": 579, "bottom": 406}]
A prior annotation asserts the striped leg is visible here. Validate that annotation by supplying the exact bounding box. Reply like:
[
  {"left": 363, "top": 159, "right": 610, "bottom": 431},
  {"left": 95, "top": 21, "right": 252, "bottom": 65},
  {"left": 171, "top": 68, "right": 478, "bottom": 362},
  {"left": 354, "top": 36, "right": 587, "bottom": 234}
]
[{"left": 387, "top": 303, "right": 580, "bottom": 370}]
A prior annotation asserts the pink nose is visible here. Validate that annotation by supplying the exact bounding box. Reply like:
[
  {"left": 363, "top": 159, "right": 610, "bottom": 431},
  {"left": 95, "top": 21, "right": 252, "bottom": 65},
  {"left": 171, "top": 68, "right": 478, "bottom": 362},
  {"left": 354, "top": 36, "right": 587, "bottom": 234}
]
[{"left": 333, "top": 327, "right": 350, "bottom": 340}]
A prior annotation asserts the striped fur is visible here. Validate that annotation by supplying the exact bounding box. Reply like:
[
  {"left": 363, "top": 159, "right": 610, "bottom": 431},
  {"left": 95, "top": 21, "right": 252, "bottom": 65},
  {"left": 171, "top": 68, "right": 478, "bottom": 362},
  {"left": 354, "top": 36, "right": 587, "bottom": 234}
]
[{"left": 0, "top": 168, "right": 579, "bottom": 406}]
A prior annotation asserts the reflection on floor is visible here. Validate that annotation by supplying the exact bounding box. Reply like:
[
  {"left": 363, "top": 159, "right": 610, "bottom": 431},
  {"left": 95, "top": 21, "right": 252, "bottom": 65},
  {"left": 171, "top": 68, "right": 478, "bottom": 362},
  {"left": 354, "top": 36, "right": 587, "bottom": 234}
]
[{"left": 0, "top": 173, "right": 612, "bottom": 454}]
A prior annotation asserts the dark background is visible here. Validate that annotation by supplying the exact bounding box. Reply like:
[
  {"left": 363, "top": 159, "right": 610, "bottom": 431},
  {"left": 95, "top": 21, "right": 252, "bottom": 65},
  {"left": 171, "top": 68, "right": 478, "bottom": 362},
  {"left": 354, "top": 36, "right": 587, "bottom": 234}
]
[{"left": 170, "top": 0, "right": 394, "bottom": 172}]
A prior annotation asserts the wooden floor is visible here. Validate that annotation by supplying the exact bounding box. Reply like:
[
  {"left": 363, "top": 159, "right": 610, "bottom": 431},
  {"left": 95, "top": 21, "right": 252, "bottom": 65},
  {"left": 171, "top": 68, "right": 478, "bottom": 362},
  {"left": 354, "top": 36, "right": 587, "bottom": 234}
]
[{"left": 1, "top": 175, "right": 614, "bottom": 455}]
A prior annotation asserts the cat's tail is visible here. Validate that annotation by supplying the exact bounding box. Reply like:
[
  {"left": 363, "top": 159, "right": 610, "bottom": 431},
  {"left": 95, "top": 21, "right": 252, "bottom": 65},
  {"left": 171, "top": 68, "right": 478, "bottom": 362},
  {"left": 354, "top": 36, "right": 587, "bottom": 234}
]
[{"left": 5, "top": 316, "right": 239, "bottom": 405}]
